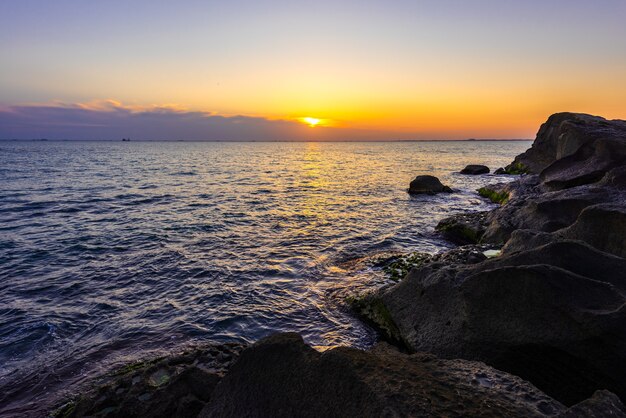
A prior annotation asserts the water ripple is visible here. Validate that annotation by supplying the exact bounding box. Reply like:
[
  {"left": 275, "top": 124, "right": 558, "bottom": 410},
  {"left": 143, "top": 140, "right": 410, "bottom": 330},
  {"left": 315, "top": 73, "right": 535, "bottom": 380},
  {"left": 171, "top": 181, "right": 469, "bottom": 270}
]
[{"left": 0, "top": 140, "right": 530, "bottom": 416}]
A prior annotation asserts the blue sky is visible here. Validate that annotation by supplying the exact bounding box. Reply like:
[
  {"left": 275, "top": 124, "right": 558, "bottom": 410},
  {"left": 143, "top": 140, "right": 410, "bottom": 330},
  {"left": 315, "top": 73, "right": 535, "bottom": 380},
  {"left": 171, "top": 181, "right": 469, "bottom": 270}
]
[{"left": 1, "top": 0, "right": 625, "bottom": 139}]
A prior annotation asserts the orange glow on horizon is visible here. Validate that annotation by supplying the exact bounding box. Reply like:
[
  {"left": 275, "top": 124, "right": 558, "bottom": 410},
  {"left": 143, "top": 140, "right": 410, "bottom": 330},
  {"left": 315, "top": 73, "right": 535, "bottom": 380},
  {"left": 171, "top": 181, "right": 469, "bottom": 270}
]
[
  {"left": 302, "top": 117, "right": 322, "bottom": 127},
  {"left": 3, "top": 2, "right": 626, "bottom": 140}
]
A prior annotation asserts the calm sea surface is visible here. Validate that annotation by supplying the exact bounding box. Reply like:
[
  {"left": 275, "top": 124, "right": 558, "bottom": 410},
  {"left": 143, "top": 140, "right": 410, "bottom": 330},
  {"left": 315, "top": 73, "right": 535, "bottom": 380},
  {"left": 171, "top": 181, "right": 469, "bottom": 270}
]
[{"left": 0, "top": 140, "right": 530, "bottom": 415}]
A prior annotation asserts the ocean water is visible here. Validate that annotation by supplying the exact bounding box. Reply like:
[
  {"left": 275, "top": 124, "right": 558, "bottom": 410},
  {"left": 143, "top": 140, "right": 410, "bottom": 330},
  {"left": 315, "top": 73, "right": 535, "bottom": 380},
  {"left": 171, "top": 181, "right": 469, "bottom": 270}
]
[{"left": 0, "top": 140, "right": 530, "bottom": 415}]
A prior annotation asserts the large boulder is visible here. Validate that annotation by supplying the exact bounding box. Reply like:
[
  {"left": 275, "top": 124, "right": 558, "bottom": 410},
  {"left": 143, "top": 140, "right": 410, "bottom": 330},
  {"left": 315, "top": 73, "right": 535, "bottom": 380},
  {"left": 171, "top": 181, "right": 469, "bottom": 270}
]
[
  {"left": 408, "top": 175, "right": 452, "bottom": 194},
  {"left": 506, "top": 113, "right": 626, "bottom": 174},
  {"left": 461, "top": 164, "right": 490, "bottom": 175},
  {"left": 478, "top": 116, "right": 626, "bottom": 247},
  {"left": 202, "top": 333, "right": 566, "bottom": 417},
  {"left": 481, "top": 184, "right": 615, "bottom": 244},
  {"left": 374, "top": 240, "right": 626, "bottom": 405},
  {"left": 481, "top": 188, "right": 626, "bottom": 256},
  {"left": 540, "top": 132, "right": 626, "bottom": 191}
]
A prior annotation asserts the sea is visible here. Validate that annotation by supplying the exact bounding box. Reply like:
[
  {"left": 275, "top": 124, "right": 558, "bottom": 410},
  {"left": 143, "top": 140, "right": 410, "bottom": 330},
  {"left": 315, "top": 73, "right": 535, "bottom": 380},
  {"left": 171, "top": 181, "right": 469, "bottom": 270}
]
[{"left": 0, "top": 140, "right": 530, "bottom": 416}]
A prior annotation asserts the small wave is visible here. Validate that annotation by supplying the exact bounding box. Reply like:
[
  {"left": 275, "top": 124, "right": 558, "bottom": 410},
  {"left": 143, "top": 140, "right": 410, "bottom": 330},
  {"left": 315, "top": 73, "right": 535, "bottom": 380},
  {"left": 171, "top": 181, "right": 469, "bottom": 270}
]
[
  {"left": 114, "top": 193, "right": 144, "bottom": 200},
  {"left": 170, "top": 171, "right": 197, "bottom": 176},
  {"left": 0, "top": 140, "right": 529, "bottom": 416},
  {"left": 50, "top": 206, "right": 83, "bottom": 214}
]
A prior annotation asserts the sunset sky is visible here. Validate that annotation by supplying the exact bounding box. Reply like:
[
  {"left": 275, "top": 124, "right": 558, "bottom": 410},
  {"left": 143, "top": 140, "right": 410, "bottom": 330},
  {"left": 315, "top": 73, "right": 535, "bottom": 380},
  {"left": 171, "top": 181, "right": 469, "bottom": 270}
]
[{"left": 1, "top": 0, "right": 625, "bottom": 140}]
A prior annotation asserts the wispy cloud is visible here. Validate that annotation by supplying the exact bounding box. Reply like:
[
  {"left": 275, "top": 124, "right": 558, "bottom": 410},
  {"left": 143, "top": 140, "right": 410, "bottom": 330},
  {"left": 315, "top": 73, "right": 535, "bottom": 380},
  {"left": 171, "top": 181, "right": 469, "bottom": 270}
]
[
  {"left": 0, "top": 101, "right": 310, "bottom": 141},
  {"left": 0, "top": 100, "right": 421, "bottom": 141},
  {"left": 69, "top": 99, "right": 189, "bottom": 113}
]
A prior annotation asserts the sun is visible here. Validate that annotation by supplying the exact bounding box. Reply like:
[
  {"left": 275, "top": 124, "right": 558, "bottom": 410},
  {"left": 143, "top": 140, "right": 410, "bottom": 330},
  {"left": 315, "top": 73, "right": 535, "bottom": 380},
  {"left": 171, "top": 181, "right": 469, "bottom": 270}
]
[{"left": 302, "top": 117, "right": 321, "bottom": 127}]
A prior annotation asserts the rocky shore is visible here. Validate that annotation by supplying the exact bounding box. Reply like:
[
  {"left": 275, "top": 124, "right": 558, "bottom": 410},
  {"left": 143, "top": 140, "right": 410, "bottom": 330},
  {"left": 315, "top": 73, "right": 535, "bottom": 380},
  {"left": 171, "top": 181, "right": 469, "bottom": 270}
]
[
  {"left": 51, "top": 113, "right": 626, "bottom": 417},
  {"left": 358, "top": 113, "right": 626, "bottom": 412}
]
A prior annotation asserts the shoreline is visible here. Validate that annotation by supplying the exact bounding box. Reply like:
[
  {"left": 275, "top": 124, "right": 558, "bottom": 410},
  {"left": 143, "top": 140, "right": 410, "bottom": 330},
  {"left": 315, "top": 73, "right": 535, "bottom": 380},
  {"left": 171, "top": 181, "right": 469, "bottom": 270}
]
[
  {"left": 13, "top": 112, "right": 626, "bottom": 416},
  {"left": 1, "top": 140, "right": 519, "bottom": 417}
]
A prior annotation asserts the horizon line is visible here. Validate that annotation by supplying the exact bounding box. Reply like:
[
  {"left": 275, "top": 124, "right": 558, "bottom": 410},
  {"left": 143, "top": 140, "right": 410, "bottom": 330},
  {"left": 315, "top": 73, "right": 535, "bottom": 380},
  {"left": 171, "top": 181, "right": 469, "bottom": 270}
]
[{"left": 0, "top": 138, "right": 533, "bottom": 143}]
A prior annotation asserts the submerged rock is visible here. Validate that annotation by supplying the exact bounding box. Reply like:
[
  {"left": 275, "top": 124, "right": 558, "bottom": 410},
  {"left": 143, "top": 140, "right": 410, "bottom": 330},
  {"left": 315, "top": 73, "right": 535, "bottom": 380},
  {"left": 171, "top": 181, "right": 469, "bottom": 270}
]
[
  {"left": 461, "top": 164, "right": 490, "bottom": 175},
  {"left": 408, "top": 175, "right": 452, "bottom": 194},
  {"left": 349, "top": 293, "right": 406, "bottom": 348},
  {"left": 478, "top": 185, "right": 511, "bottom": 204}
]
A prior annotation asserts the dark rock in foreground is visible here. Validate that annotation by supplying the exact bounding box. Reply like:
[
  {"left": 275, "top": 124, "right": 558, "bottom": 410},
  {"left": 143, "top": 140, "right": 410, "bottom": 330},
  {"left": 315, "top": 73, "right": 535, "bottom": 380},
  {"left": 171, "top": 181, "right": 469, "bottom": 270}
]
[
  {"left": 53, "top": 333, "right": 626, "bottom": 417},
  {"left": 461, "top": 164, "right": 490, "bottom": 174},
  {"left": 52, "top": 343, "right": 245, "bottom": 418},
  {"left": 408, "top": 175, "right": 452, "bottom": 194},
  {"left": 202, "top": 333, "right": 564, "bottom": 418},
  {"left": 379, "top": 240, "right": 626, "bottom": 405}
]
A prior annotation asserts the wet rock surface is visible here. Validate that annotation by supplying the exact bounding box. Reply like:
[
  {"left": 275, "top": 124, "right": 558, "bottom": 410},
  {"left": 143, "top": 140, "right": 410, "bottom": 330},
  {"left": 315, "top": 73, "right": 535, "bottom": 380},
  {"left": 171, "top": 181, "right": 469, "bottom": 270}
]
[
  {"left": 461, "top": 164, "right": 490, "bottom": 175},
  {"left": 408, "top": 174, "right": 452, "bottom": 194}
]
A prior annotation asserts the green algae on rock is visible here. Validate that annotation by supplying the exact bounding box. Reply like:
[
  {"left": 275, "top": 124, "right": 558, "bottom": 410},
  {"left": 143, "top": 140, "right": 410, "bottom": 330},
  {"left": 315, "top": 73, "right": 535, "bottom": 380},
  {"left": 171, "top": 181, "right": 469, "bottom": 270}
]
[
  {"left": 478, "top": 187, "right": 510, "bottom": 204},
  {"left": 347, "top": 293, "right": 406, "bottom": 348},
  {"left": 382, "top": 252, "right": 431, "bottom": 281},
  {"left": 503, "top": 161, "right": 530, "bottom": 175},
  {"left": 436, "top": 212, "right": 488, "bottom": 244}
]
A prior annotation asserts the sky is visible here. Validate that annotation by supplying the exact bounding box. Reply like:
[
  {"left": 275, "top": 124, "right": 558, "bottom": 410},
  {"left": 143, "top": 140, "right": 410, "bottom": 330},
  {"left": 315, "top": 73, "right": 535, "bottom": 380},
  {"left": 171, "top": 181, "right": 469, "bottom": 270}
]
[{"left": 1, "top": 0, "right": 625, "bottom": 140}]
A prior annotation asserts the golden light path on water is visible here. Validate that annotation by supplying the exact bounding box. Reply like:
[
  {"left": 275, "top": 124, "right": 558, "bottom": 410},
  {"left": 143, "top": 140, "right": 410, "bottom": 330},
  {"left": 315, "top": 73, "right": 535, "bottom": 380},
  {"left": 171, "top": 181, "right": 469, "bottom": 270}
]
[{"left": 0, "top": 140, "right": 531, "bottom": 413}]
